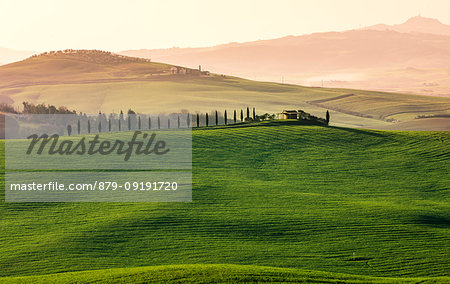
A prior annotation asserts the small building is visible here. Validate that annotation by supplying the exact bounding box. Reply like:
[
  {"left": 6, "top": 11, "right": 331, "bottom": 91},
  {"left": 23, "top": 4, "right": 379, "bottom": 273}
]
[
  {"left": 282, "top": 110, "right": 298, "bottom": 119},
  {"left": 170, "top": 67, "right": 178, "bottom": 74},
  {"left": 170, "top": 66, "right": 188, "bottom": 74}
]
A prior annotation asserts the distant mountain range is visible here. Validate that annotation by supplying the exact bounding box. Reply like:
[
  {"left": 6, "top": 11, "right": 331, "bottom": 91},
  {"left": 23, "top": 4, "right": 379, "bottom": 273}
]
[
  {"left": 119, "top": 16, "right": 450, "bottom": 97},
  {"left": 365, "top": 15, "right": 450, "bottom": 35},
  {"left": 120, "top": 29, "right": 450, "bottom": 73}
]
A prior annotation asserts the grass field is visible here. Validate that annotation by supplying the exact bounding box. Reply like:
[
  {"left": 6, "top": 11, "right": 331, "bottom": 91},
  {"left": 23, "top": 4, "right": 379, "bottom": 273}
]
[
  {"left": 1, "top": 51, "right": 450, "bottom": 130},
  {"left": 0, "top": 121, "right": 449, "bottom": 282},
  {"left": 1, "top": 264, "right": 449, "bottom": 283}
]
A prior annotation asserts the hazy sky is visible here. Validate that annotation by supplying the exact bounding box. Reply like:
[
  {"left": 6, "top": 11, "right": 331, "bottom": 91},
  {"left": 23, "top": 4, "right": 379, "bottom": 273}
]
[{"left": 1, "top": 0, "right": 449, "bottom": 52}]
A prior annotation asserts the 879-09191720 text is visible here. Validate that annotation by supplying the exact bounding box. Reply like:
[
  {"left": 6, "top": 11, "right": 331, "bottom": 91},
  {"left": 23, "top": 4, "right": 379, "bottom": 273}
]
[{"left": 9, "top": 181, "right": 178, "bottom": 191}]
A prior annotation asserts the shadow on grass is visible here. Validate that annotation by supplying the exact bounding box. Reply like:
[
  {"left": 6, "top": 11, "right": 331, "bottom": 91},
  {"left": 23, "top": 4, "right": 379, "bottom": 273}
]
[
  {"left": 330, "top": 125, "right": 388, "bottom": 137},
  {"left": 414, "top": 214, "right": 450, "bottom": 228},
  {"left": 195, "top": 119, "right": 388, "bottom": 138},
  {"left": 195, "top": 119, "right": 328, "bottom": 130}
]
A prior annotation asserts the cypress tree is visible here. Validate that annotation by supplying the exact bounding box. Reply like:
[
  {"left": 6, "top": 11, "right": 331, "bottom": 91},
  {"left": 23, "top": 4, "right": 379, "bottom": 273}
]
[
  {"left": 326, "top": 110, "right": 330, "bottom": 125},
  {"left": 196, "top": 113, "right": 200, "bottom": 128},
  {"left": 98, "top": 121, "right": 102, "bottom": 133},
  {"left": 253, "top": 107, "right": 256, "bottom": 120},
  {"left": 158, "top": 116, "right": 160, "bottom": 129},
  {"left": 246, "top": 107, "right": 250, "bottom": 120},
  {"left": 77, "top": 119, "right": 80, "bottom": 134},
  {"left": 108, "top": 119, "right": 111, "bottom": 132},
  {"left": 168, "top": 118, "right": 171, "bottom": 129},
  {"left": 138, "top": 116, "right": 141, "bottom": 130},
  {"left": 88, "top": 120, "right": 91, "bottom": 134},
  {"left": 148, "top": 117, "right": 151, "bottom": 129},
  {"left": 241, "top": 109, "right": 243, "bottom": 122},
  {"left": 215, "top": 110, "right": 218, "bottom": 125},
  {"left": 67, "top": 125, "right": 72, "bottom": 136},
  {"left": 187, "top": 114, "right": 191, "bottom": 128},
  {"left": 119, "top": 110, "right": 124, "bottom": 131},
  {"left": 224, "top": 110, "right": 227, "bottom": 125},
  {"left": 128, "top": 116, "right": 131, "bottom": 130},
  {"left": 177, "top": 115, "right": 180, "bottom": 128},
  {"left": 233, "top": 110, "right": 236, "bottom": 124},
  {"left": 206, "top": 113, "right": 209, "bottom": 127}
]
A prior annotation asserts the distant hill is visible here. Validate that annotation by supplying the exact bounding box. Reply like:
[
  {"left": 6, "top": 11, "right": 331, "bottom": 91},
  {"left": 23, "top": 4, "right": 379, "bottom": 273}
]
[
  {"left": 366, "top": 15, "right": 450, "bottom": 36},
  {"left": 0, "top": 49, "right": 449, "bottom": 131},
  {"left": 121, "top": 29, "right": 450, "bottom": 71},
  {"left": 0, "top": 49, "right": 176, "bottom": 89},
  {"left": 120, "top": 16, "right": 450, "bottom": 97}
]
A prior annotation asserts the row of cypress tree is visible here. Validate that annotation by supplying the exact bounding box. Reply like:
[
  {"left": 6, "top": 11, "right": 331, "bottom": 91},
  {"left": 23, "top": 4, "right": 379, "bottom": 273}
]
[
  {"left": 196, "top": 107, "right": 256, "bottom": 127},
  {"left": 67, "top": 107, "right": 257, "bottom": 135}
]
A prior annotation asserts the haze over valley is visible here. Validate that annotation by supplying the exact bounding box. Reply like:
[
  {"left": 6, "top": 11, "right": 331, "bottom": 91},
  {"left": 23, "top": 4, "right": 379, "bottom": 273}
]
[{"left": 120, "top": 16, "right": 450, "bottom": 98}]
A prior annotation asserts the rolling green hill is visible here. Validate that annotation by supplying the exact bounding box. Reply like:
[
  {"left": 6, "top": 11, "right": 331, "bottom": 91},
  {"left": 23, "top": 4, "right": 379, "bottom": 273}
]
[
  {"left": 1, "top": 264, "right": 448, "bottom": 283},
  {"left": 0, "top": 50, "right": 449, "bottom": 130},
  {"left": 1, "top": 121, "right": 449, "bottom": 282}
]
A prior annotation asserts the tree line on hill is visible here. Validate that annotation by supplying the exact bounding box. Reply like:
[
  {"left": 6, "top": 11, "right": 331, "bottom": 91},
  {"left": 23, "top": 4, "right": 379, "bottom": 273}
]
[
  {"left": 29, "top": 49, "right": 152, "bottom": 64},
  {"left": 415, "top": 114, "right": 450, "bottom": 119},
  {"left": 22, "top": 102, "right": 77, "bottom": 114},
  {"left": 0, "top": 102, "right": 77, "bottom": 114},
  {"left": 2, "top": 101, "right": 329, "bottom": 136}
]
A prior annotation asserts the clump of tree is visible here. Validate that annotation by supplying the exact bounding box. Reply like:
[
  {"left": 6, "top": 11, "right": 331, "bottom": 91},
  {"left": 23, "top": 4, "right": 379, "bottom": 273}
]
[
  {"left": 0, "top": 103, "right": 18, "bottom": 113},
  {"left": 297, "top": 109, "right": 328, "bottom": 125},
  {"left": 22, "top": 101, "right": 77, "bottom": 114},
  {"left": 245, "top": 112, "right": 275, "bottom": 122},
  {"left": 416, "top": 114, "right": 450, "bottom": 119},
  {"left": 257, "top": 113, "right": 275, "bottom": 121},
  {"left": 32, "top": 49, "right": 151, "bottom": 64}
]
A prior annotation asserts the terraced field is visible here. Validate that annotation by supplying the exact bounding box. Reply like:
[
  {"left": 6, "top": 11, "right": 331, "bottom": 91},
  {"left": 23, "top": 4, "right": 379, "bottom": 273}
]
[{"left": 0, "top": 121, "right": 449, "bottom": 282}]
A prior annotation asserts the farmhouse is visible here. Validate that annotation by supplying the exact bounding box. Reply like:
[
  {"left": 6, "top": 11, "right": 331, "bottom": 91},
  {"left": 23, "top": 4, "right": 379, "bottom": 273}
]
[
  {"left": 170, "top": 67, "right": 177, "bottom": 74},
  {"left": 169, "top": 65, "right": 209, "bottom": 76},
  {"left": 170, "top": 67, "right": 187, "bottom": 74}
]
